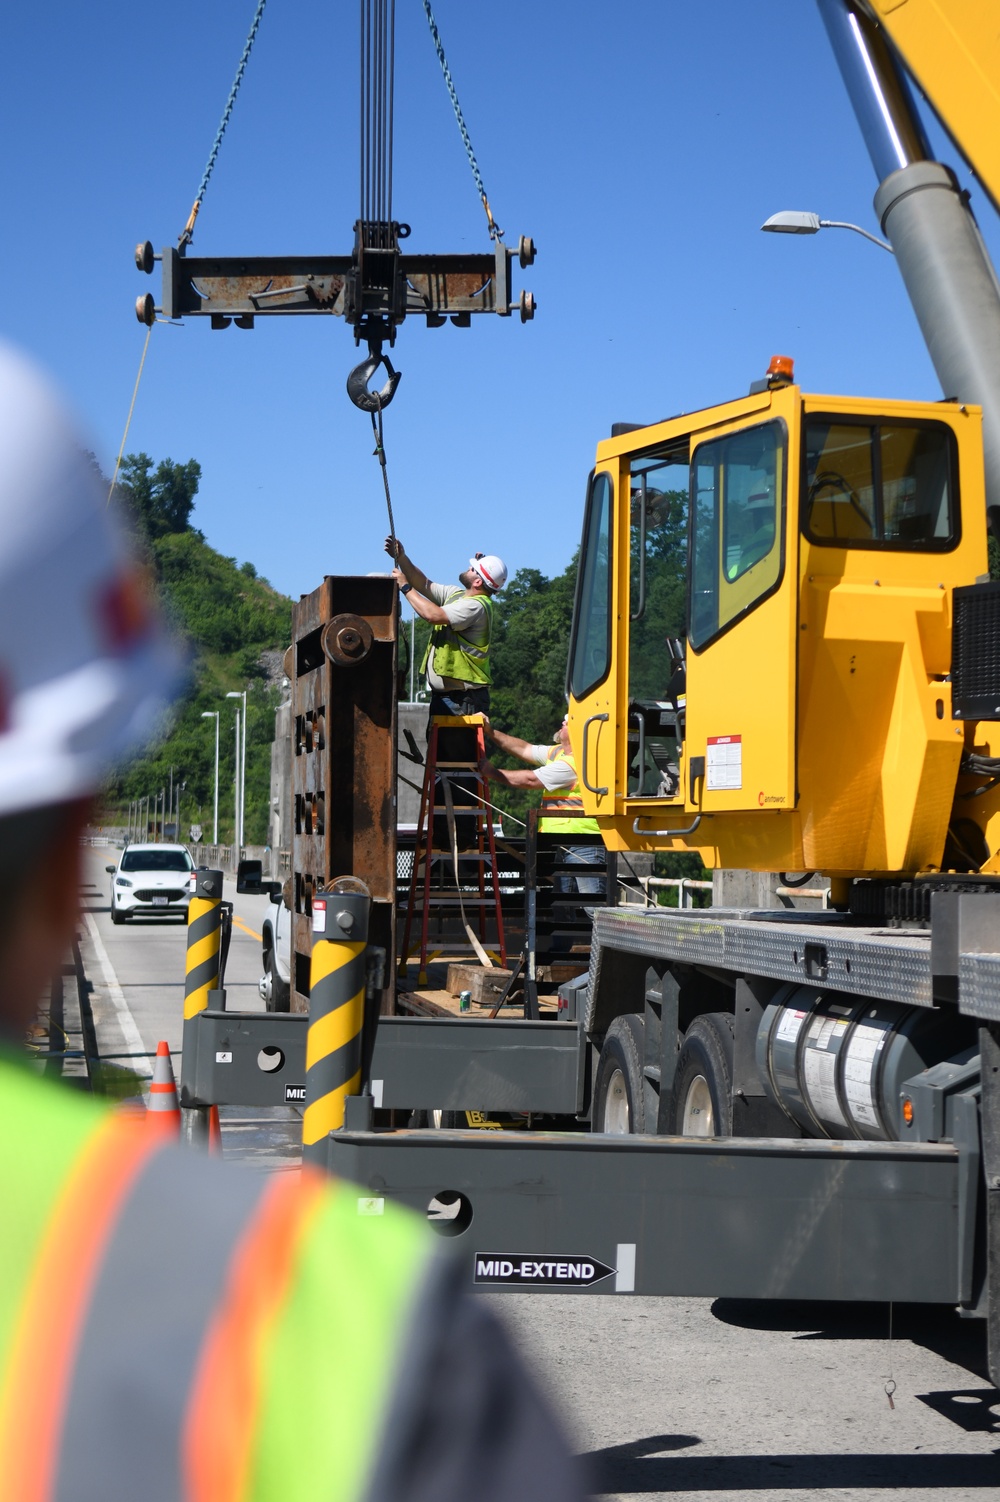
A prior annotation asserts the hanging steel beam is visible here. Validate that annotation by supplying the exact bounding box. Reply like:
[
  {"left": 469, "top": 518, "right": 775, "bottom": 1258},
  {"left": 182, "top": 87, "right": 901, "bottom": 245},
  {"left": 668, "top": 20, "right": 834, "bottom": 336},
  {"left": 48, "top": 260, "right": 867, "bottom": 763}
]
[{"left": 135, "top": 236, "right": 536, "bottom": 329}]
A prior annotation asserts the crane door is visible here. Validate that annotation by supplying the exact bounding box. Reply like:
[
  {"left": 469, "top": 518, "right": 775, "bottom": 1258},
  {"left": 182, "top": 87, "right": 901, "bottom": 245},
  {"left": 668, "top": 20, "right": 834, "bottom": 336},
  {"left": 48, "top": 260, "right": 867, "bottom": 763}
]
[{"left": 683, "top": 402, "right": 798, "bottom": 815}]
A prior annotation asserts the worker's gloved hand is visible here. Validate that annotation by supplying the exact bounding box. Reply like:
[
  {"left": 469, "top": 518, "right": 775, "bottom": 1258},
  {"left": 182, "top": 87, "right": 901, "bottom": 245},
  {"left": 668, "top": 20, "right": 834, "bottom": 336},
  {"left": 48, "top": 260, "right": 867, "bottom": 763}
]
[{"left": 384, "top": 536, "right": 403, "bottom": 560}]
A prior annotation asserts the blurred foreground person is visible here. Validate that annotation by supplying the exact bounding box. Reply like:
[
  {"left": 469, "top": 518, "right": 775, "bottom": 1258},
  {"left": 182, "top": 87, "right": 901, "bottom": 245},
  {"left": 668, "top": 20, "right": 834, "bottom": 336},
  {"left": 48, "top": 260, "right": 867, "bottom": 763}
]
[{"left": 0, "top": 344, "right": 582, "bottom": 1501}]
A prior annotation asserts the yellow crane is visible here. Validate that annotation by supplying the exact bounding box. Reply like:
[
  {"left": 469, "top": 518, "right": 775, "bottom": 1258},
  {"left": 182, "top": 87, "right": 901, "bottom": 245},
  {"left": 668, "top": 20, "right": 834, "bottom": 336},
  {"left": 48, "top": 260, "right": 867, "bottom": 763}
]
[{"left": 568, "top": 0, "right": 1000, "bottom": 912}]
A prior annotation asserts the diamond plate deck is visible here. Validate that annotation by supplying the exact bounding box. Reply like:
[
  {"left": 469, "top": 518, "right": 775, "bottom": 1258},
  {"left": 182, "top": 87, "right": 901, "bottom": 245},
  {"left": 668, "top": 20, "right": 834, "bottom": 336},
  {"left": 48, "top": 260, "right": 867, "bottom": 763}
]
[
  {"left": 960, "top": 951, "right": 1000, "bottom": 1021},
  {"left": 587, "top": 906, "right": 932, "bottom": 1030}
]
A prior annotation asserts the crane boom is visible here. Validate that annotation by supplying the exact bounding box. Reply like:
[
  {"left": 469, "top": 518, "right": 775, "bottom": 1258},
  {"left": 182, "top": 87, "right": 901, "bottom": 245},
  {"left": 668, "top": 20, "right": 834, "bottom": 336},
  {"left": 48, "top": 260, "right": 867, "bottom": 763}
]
[{"left": 864, "top": 0, "right": 1000, "bottom": 219}]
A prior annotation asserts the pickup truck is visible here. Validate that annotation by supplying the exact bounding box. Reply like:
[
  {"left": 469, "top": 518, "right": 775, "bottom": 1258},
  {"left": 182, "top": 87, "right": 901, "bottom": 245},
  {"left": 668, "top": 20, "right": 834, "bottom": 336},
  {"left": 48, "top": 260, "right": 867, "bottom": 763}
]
[{"left": 235, "top": 859, "right": 291, "bottom": 1012}]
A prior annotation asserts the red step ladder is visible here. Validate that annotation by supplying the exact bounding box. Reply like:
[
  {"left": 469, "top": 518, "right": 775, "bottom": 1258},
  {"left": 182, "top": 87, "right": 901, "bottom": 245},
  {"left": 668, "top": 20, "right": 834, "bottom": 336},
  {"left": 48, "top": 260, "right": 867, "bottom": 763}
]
[{"left": 398, "top": 715, "right": 508, "bottom": 986}]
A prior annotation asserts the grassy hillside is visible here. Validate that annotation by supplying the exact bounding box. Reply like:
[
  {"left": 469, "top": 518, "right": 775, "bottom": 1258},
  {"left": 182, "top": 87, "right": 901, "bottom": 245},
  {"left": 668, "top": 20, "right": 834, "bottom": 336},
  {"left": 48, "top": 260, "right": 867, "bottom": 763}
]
[{"left": 101, "top": 455, "right": 291, "bottom": 845}]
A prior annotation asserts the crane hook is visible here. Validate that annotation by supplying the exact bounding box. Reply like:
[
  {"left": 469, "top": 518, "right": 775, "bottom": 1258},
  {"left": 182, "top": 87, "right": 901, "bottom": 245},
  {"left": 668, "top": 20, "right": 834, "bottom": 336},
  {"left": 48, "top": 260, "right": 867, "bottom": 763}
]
[{"left": 346, "top": 340, "right": 402, "bottom": 412}]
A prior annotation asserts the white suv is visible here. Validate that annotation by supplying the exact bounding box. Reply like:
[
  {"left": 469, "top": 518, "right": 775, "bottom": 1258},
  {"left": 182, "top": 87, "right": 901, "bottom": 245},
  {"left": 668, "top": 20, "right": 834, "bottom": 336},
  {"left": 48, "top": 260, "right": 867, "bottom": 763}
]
[{"left": 107, "top": 843, "right": 195, "bottom": 923}]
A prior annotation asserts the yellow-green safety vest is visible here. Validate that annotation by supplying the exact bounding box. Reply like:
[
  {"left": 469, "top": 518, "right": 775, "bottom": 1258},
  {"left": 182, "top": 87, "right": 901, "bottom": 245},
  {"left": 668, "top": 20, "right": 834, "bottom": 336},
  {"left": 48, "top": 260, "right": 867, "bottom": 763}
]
[
  {"left": 420, "top": 590, "right": 494, "bottom": 686},
  {"left": 0, "top": 1055, "right": 581, "bottom": 1502},
  {"left": 539, "top": 747, "right": 601, "bottom": 834}
]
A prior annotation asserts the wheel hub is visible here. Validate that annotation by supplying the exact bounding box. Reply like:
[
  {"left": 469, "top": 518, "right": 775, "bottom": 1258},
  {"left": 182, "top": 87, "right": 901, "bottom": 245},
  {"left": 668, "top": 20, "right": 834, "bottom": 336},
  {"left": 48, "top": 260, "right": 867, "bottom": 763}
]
[{"left": 681, "top": 1074, "right": 715, "bottom": 1137}]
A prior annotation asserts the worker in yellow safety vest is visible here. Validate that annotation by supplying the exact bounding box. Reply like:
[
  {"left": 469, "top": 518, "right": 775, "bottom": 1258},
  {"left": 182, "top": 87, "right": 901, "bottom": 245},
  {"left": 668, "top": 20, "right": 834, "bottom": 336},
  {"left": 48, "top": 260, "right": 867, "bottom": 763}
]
[
  {"left": 478, "top": 716, "right": 600, "bottom": 832},
  {"left": 479, "top": 716, "right": 608, "bottom": 896},
  {"left": 0, "top": 342, "right": 582, "bottom": 1501},
  {"left": 385, "top": 535, "right": 507, "bottom": 718}
]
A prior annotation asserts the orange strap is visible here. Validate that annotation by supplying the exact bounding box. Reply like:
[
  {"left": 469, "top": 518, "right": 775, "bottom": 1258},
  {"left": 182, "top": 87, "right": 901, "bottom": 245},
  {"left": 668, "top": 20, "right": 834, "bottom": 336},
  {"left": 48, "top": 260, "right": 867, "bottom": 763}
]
[
  {"left": 0, "top": 1116, "right": 160, "bottom": 1502},
  {"left": 183, "top": 1169, "right": 329, "bottom": 1502}
]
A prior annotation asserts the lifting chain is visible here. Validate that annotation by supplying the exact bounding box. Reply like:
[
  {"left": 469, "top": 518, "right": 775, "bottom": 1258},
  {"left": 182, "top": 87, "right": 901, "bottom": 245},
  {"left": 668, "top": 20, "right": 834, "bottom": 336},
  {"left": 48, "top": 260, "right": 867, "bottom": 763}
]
[
  {"left": 422, "top": 0, "right": 504, "bottom": 243},
  {"left": 178, "top": 0, "right": 269, "bottom": 249}
]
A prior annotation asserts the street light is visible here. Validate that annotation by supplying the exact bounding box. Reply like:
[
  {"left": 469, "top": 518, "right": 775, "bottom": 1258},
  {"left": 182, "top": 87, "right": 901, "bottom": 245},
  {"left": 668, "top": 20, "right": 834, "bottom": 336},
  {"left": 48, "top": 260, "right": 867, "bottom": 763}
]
[
  {"left": 226, "top": 690, "right": 247, "bottom": 852},
  {"left": 201, "top": 711, "right": 219, "bottom": 845},
  {"left": 761, "top": 209, "right": 893, "bottom": 252}
]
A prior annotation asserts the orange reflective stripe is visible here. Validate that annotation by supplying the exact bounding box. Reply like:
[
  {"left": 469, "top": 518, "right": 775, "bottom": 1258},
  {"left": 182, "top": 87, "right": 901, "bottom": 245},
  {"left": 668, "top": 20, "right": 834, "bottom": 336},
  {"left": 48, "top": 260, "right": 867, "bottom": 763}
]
[
  {"left": 183, "top": 1169, "right": 330, "bottom": 1502},
  {"left": 0, "top": 1115, "right": 158, "bottom": 1502}
]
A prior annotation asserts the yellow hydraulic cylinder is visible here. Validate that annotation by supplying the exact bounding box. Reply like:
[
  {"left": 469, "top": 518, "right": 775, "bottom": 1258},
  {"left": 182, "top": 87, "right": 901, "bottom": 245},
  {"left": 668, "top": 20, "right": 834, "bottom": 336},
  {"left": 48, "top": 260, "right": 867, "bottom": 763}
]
[
  {"left": 302, "top": 885, "right": 369, "bottom": 1166},
  {"left": 183, "top": 869, "right": 223, "bottom": 1020}
]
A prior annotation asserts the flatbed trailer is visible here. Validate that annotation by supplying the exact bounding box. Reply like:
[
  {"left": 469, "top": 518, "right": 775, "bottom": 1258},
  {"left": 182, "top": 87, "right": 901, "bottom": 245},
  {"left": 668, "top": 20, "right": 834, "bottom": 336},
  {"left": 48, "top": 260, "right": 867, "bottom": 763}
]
[{"left": 323, "top": 896, "right": 1000, "bottom": 1385}]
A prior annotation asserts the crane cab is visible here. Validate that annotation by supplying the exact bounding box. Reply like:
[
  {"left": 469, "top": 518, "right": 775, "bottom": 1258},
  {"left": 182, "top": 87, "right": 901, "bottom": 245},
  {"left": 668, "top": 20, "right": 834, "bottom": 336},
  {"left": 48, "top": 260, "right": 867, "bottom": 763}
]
[{"left": 567, "top": 369, "right": 989, "bottom": 878}]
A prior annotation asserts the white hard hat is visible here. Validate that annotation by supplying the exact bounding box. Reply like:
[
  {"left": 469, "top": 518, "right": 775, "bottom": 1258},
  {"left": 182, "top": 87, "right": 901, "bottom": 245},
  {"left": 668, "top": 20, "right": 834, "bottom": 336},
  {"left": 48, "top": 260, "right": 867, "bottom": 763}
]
[
  {"left": 470, "top": 553, "right": 508, "bottom": 592},
  {"left": 0, "top": 342, "right": 180, "bottom": 818}
]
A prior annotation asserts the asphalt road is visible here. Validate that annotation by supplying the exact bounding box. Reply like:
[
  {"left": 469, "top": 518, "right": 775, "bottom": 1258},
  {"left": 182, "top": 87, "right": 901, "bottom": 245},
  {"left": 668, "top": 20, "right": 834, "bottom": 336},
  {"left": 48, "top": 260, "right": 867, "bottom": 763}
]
[
  {"left": 77, "top": 846, "right": 1000, "bottom": 1500},
  {"left": 79, "top": 845, "right": 300, "bottom": 1158}
]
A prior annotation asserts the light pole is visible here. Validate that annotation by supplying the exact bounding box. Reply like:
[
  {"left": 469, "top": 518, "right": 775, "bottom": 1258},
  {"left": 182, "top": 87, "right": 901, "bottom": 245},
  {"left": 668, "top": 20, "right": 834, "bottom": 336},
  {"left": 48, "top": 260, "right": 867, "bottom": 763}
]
[
  {"left": 761, "top": 209, "right": 893, "bottom": 252},
  {"left": 201, "top": 711, "right": 219, "bottom": 845},
  {"left": 226, "top": 690, "right": 247, "bottom": 852}
]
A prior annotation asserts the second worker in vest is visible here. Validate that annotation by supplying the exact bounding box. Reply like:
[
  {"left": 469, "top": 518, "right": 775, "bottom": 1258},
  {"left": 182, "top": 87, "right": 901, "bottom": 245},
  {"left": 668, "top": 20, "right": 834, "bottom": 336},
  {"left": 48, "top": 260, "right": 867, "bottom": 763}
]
[
  {"left": 479, "top": 717, "right": 607, "bottom": 894},
  {"left": 385, "top": 536, "right": 507, "bottom": 717}
]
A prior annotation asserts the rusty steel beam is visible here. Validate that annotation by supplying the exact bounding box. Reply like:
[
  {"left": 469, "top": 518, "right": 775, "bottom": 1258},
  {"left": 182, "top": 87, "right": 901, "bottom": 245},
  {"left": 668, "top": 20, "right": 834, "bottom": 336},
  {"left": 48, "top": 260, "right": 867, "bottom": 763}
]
[
  {"left": 290, "top": 576, "right": 398, "bottom": 1025},
  {"left": 136, "top": 241, "right": 535, "bottom": 328}
]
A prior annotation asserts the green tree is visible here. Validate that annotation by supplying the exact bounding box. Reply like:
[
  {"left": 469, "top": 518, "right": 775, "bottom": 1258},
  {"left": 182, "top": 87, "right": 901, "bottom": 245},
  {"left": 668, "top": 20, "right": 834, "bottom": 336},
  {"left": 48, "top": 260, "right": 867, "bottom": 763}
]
[{"left": 115, "top": 453, "right": 201, "bottom": 541}]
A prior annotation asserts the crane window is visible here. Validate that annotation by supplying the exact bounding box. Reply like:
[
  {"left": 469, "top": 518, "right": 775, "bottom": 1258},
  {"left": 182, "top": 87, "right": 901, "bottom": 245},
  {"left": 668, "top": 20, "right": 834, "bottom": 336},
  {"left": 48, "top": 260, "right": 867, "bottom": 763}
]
[
  {"left": 689, "top": 421, "right": 785, "bottom": 651},
  {"left": 569, "top": 470, "right": 613, "bottom": 698},
  {"left": 804, "top": 418, "right": 957, "bottom": 548}
]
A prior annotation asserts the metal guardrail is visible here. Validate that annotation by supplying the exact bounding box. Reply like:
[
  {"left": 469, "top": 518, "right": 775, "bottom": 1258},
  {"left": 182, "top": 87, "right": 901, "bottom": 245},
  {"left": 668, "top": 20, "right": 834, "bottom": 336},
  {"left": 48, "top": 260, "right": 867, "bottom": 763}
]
[
  {"left": 619, "top": 876, "right": 714, "bottom": 910},
  {"left": 618, "top": 877, "right": 830, "bottom": 911}
]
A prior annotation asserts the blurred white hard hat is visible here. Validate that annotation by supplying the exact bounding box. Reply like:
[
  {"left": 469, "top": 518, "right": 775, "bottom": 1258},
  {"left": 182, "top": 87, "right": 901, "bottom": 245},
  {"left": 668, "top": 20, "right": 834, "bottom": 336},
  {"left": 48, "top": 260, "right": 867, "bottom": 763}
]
[
  {"left": 0, "top": 341, "right": 180, "bottom": 818},
  {"left": 470, "top": 553, "right": 508, "bottom": 592}
]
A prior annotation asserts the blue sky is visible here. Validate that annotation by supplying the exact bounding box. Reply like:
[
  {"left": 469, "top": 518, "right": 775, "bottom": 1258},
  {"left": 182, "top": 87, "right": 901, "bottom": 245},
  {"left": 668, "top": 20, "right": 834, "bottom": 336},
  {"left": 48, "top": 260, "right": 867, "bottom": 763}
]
[{"left": 3, "top": 1, "right": 998, "bottom": 601}]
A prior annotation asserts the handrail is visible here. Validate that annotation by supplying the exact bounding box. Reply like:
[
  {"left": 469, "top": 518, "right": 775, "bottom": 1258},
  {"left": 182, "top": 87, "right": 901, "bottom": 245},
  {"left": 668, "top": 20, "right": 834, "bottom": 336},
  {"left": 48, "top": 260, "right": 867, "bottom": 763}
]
[
  {"left": 630, "top": 478, "right": 646, "bottom": 620},
  {"left": 632, "top": 813, "right": 702, "bottom": 837},
  {"left": 581, "top": 712, "right": 609, "bottom": 796}
]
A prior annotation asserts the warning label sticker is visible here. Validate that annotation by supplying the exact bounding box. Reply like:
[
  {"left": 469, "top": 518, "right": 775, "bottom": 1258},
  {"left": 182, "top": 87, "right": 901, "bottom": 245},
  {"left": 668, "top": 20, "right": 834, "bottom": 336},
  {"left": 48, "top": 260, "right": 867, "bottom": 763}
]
[
  {"left": 474, "top": 1255, "right": 615, "bottom": 1288},
  {"left": 707, "top": 735, "right": 742, "bottom": 791}
]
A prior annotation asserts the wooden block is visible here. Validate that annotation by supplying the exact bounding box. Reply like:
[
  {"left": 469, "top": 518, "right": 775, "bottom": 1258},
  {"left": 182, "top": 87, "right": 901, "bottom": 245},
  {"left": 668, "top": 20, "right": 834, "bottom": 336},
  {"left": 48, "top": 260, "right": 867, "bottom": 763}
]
[
  {"left": 445, "top": 963, "right": 514, "bottom": 1005},
  {"left": 537, "top": 962, "right": 589, "bottom": 986}
]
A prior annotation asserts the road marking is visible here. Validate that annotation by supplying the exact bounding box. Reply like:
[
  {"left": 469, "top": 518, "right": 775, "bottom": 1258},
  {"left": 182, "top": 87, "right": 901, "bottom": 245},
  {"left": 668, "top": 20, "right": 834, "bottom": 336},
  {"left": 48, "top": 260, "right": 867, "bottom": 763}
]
[
  {"left": 231, "top": 914, "right": 262, "bottom": 941},
  {"left": 83, "top": 912, "right": 153, "bottom": 1080}
]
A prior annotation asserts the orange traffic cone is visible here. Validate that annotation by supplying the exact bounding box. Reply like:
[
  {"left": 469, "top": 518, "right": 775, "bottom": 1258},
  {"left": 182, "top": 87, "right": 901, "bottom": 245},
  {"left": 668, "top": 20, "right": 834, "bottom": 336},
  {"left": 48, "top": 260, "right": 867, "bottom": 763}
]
[
  {"left": 208, "top": 1104, "right": 223, "bottom": 1156},
  {"left": 146, "top": 1040, "right": 181, "bottom": 1137}
]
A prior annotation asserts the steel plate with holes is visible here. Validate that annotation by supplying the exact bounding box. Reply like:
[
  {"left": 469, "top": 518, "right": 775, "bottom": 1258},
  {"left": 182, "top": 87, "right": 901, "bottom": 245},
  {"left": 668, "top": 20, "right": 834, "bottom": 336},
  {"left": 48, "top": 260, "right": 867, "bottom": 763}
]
[
  {"left": 180, "top": 1011, "right": 307, "bottom": 1107},
  {"left": 331, "top": 1130, "right": 963, "bottom": 1302}
]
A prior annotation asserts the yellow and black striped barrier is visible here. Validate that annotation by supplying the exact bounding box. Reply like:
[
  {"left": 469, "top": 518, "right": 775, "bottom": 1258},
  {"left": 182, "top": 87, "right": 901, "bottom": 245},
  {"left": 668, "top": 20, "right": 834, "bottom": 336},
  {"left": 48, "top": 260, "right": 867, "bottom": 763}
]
[
  {"left": 302, "top": 885, "right": 370, "bottom": 1166},
  {"left": 183, "top": 870, "right": 223, "bottom": 1020}
]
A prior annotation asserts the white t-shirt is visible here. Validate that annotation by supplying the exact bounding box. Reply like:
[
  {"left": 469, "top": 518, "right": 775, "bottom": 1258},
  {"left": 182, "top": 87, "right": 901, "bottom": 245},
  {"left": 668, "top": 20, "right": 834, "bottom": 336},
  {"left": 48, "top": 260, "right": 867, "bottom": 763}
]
[
  {"left": 524, "top": 745, "right": 577, "bottom": 791},
  {"left": 425, "top": 583, "right": 490, "bottom": 690}
]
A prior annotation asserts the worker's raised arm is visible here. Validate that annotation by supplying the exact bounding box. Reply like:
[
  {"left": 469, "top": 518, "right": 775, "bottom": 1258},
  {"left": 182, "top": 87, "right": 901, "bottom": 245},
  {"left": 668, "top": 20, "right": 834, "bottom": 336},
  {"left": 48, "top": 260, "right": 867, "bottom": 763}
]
[
  {"left": 385, "top": 536, "right": 431, "bottom": 595},
  {"left": 482, "top": 721, "right": 536, "bottom": 762},
  {"left": 390, "top": 566, "right": 450, "bottom": 624},
  {"left": 478, "top": 756, "right": 544, "bottom": 790}
]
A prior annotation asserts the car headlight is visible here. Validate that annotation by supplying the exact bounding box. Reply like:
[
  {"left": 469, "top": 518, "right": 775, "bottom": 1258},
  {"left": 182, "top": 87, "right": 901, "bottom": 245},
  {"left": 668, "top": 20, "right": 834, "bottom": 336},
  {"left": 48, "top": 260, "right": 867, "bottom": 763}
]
[{"left": 115, "top": 877, "right": 133, "bottom": 888}]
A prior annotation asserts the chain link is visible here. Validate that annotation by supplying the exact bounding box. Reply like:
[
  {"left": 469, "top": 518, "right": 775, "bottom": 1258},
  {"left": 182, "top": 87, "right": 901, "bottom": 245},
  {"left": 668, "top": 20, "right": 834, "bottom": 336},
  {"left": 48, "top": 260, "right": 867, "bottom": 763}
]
[
  {"left": 179, "top": 0, "right": 269, "bottom": 247},
  {"left": 422, "top": 0, "right": 504, "bottom": 243}
]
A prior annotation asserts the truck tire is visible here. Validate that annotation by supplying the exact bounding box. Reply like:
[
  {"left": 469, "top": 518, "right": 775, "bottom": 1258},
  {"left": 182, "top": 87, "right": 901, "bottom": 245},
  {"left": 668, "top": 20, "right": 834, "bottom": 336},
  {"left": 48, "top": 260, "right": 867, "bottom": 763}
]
[
  {"left": 592, "top": 1013, "right": 646, "bottom": 1134},
  {"left": 266, "top": 950, "right": 290, "bottom": 1013},
  {"left": 669, "top": 1012, "right": 734, "bottom": 1137}
]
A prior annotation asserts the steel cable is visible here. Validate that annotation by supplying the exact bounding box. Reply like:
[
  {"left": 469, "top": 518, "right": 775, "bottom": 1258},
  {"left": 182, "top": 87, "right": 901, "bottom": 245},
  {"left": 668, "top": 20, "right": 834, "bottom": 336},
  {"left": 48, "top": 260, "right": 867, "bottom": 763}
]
[{"left": 360, "top": 0, "right": 395, "bottom": 234}]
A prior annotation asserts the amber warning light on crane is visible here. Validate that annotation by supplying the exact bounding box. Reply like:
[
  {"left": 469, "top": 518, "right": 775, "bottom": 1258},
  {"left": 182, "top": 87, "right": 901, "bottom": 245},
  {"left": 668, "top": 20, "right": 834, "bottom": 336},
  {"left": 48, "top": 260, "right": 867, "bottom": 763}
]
[
  {"left": 767, "top": 355, "right": 795, "bottom": 384},
  {"left": 749, "top": 355, "right": 795, "bottom": 395}
]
